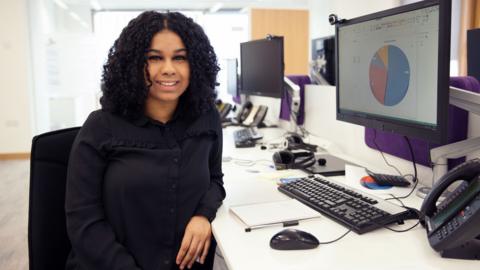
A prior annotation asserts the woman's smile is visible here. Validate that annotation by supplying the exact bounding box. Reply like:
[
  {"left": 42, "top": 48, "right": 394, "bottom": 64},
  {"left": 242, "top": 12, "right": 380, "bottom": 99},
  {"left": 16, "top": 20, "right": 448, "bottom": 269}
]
[{"left": 155, "top": 80, "right": 181, "bottom": 90}]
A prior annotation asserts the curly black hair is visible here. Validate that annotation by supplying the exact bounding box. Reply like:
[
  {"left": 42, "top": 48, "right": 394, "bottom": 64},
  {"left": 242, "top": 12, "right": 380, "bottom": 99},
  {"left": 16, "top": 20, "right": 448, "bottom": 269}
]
[{"left": 100, "top": 11, "right": 219, "bottom": 120}]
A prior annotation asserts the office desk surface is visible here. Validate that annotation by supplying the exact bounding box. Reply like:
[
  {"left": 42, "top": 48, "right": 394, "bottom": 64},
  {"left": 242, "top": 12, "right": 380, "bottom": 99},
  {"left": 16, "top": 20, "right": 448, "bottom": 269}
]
[{"left": 212, "top": 127, "right": 479, "bottom": 270}]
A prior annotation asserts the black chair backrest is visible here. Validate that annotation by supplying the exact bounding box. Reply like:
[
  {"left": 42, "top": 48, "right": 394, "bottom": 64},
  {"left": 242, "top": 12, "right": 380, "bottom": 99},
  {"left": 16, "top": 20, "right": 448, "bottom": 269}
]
[{"left": 28, "top": 127, "right": 80, "bottom": 270}]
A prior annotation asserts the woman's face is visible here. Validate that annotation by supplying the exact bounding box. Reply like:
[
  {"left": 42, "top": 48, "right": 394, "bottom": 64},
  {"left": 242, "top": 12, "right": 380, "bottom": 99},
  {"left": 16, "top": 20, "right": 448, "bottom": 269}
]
[{"left": 145, "top": 30, "right": 190, "bottom": 106}]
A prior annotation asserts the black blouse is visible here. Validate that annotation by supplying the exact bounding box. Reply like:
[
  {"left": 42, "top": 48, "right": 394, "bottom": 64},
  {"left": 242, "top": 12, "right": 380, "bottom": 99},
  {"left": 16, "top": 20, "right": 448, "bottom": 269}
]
[{"left": 65, "top": 108, "right": 225, "bottom": 270}]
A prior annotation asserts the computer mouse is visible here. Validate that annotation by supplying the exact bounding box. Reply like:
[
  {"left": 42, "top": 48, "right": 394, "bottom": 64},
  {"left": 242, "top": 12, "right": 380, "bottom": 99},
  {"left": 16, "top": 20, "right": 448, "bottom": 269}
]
[{"left": 270, "top": 228, "right": 320, "bottom": 250}]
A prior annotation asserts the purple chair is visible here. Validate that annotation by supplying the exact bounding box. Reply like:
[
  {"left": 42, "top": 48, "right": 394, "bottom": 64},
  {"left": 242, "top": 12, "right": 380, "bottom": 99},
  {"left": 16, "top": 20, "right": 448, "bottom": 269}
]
[
  {"left": 280, "top": 75, "right": 311, "bottom": 125},
  {"left": 364, "top": 76, "right": 480, "bottom": 169}
]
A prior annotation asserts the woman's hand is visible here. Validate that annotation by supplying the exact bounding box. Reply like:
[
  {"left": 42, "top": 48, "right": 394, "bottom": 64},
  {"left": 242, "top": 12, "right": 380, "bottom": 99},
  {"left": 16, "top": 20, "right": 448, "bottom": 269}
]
[{"left": 176, "top": 215, "right": 211, "bottom": 269}]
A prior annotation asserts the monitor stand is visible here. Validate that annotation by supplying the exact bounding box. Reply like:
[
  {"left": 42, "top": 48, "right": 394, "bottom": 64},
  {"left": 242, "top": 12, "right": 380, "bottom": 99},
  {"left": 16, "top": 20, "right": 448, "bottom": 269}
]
[
  {"left": 301, "top": 154, "right": 357, "bottom": 176},
  {"left": 418, "top": 86, "right": 480, "bottom": 198}
]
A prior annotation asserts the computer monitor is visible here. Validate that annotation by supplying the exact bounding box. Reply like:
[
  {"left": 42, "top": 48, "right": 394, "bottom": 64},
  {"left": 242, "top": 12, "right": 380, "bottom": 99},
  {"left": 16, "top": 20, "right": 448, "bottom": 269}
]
[
  {"left": 311, "top": 36, "right": 336, "bottom": 85},
  {"left": 336, "top": 0, "right": 451, "bottom": 143},
  {"left": 226, "top": 58, "right": 239, "bottom": 97},
  {"left": 240, "top": 36, "right": 284, "bottom": 98}
]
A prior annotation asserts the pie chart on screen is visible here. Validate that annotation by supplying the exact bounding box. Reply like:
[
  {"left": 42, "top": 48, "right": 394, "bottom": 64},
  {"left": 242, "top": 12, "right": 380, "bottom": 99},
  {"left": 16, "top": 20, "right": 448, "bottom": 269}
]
[{"left": 369, "top": 45, "right": 410, "bottom": 106}]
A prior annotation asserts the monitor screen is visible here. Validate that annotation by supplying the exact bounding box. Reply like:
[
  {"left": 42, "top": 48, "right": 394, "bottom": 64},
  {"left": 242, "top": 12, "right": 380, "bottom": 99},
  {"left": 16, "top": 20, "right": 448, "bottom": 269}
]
[
  {"left": 311, "top": 36, "right": 336, "bottom": 85},
  {"left": 226, "top": 58, "right": 238, "bottom": 97},
  {"left": 240, "top": 37, "right": 284, "bottom": 98},
  {"left": 336, "top": 0, "right": 450, "bottom": 143}
]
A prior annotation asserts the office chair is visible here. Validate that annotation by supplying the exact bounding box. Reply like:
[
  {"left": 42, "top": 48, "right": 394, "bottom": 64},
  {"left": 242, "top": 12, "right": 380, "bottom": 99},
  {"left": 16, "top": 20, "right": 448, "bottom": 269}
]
[
  {"left": 27, "top": 126, "right": 218, "bottom": 270},
  {"left": 28, "top": 127, "right": 80, "bottom": 270}
]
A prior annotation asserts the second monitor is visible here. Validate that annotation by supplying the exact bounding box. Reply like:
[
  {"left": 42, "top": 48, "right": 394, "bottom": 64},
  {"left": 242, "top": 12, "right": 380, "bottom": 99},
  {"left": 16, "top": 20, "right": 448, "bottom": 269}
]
[{"left": 240, "top": 36, "right": 284, "bottom": 98}]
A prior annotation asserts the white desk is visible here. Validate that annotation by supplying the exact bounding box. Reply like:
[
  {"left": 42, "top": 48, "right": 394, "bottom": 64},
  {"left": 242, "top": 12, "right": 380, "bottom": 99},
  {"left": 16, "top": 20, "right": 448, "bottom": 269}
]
[{"left": 212, "top": 127, "right": 479, "bottom": 270}]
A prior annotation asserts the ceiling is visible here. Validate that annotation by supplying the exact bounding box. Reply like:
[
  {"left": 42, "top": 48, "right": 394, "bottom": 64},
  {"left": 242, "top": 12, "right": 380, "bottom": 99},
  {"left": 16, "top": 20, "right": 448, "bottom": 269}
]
[{"left": 62, "top": 0, "right": 310, "bottom": 12}]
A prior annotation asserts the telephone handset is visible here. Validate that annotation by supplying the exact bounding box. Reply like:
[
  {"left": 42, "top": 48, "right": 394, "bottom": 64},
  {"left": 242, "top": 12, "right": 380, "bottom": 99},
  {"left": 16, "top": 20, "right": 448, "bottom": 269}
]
[
  {"left": 234, "top": 101, "right": 268, "bottom": 127},
  {"left": 215, "top": 100, "right": 233, "bottom": 122},
  {"left": 242, "top": 105, "right": 268, "bottom": 127},
  {"left": 420, "top": 158, "right": 480, "bottom": 259},
  {"left": 218, "top": 103, "right": 232, "bottom": 121},
  {"left": 250, "top": 105, "right": 268, "bottom": 127},
  {"left": 235, "top": 101, "right": 253, "bottom": 124}
]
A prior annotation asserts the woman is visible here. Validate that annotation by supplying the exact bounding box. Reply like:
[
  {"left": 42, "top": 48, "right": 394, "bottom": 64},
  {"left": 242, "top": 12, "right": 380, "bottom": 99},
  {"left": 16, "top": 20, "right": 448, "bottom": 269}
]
[{"left": 65, "top": 11, "right": 225, "bottom": 270}]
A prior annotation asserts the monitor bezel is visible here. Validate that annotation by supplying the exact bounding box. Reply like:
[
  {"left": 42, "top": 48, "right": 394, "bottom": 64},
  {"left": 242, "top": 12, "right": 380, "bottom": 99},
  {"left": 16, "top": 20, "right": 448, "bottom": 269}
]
[
  {"left": 240, "top": 36, "right": 285, "bottom": 98},
  {"left": 311, "top": 35, "right": 336, "bottom": 86},
  {"left": 335, "top": 0, "right": 451, "bottom": 144},
  {"left": 226, "top": 58, "right": 239, "bottom": 97}
]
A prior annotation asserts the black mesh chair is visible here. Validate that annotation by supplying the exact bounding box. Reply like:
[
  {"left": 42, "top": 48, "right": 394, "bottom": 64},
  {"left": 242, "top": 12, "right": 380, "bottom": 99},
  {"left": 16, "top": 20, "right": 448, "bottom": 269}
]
[{"left": 28, "top": 127, "right": 80, "bottom": 270}]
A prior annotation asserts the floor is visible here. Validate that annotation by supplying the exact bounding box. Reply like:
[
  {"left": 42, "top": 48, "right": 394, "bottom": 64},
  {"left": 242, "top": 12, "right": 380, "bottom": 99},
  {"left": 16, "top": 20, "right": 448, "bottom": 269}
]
[
  {"left": 0, "top": 160, "right": 228, "bottom": 270},
  {"left": 0, "top": 160, "right": 30, "bottom": 270}
]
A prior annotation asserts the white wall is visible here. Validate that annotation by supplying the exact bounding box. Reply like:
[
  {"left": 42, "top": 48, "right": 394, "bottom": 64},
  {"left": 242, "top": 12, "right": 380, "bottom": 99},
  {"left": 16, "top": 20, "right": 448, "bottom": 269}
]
[
  {"left": 309, "top": 0, "right": 461, "bottom": 73},
  {"left": 308, "top": 0, "right": 400, "bottom": 41},
  {"left": 248, "top": 0, "right": 401, "bottom": 125},
  {"left": 0, "top": 0, "right": 32, "bottom": 153}
]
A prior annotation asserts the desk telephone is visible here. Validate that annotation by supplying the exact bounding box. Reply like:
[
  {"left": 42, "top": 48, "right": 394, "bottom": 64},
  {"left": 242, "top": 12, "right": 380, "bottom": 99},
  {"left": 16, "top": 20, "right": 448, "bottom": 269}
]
[
  {"left": 235, "top": 101, "right": 268, "bottom": 127},
  {"left": 215, "top": 100, "right": 233, "bottom": 121},
  {"left": 420, "top": 158, "right": 480, "bottom": 259}
]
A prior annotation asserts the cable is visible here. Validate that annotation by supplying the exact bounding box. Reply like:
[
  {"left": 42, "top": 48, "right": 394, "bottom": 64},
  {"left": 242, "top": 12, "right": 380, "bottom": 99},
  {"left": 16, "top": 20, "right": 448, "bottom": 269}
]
[
  {"left": 404, "top": 136, "right": 418, "bottom": 183},
  {"left": 318, "top": 218, "right": 418, "bottom": 244},
  {"left": 385, "top": 193, "right": 407, "bottom": 207},
  {"left": 229, "top": 157, "right": 273, "bottom": 167},
  {"left": 369, "top": 205, "right": 422, "bottom": 233},
  {"left": 385, "top": 174, "right": 419, "bottom": 200},
  {"left": 372, "top": 130, "right": 403, "bottom": 176},
  {"left": 382, "top": 220, "right": 421, "bottom": 233},
  {"left": 369, "top": 132, "right": 419, "bottom": 200},
  {"left": 232, "top": 159, "right": 255, "bottom": 166},
  {"left": 318, "top": 229, "right": 352, "bottom": 245},
  {"left": 383, "top": 174, "right": 417, "bottom": 201},
  {"left": 384, "top": 194, "right": 425, "bottom": 224},
  {"left": 384, "top": 136, "right": 419, "bottom": 200}
]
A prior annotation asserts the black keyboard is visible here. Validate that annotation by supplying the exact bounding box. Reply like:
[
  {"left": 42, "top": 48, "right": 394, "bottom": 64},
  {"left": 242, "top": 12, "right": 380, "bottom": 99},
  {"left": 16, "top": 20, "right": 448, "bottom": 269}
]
[
  {"left": 366, "top": 170, "right": 411, "bottom": 187},
  {"left": 278, "top": 175, "right": 410, "bottom": 234},
  {"left": 233, "top": 127, "right": 263, "bottom": 148}
]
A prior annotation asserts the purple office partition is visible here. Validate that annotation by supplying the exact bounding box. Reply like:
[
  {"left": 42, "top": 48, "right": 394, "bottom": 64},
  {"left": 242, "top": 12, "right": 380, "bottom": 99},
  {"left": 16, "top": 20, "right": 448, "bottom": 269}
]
[{"left": 364, "top": 76, "right": 480, "bottom": 169}]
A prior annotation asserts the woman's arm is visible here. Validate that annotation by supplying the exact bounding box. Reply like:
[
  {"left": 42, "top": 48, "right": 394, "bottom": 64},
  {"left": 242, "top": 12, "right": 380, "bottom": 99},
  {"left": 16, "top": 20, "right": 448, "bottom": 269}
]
[
  {"left": 176, "top": 111, "right": 226, "bottom": 269},
  {"left": 193, "top": 112, "right": 226, "bottom": 221},
  {"left": 65, "top": 111, "right": 141, "bottom": 270}
]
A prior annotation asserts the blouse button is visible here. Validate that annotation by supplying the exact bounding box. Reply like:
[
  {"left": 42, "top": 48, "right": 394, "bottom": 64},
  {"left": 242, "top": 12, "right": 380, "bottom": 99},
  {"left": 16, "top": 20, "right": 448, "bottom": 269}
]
[
  {"left": 170, "top": 208, "right": 175, "bottom": 213},
  {"left": 173, "top": 158, "right": 179, "bottom": 163},
  {"left": 163, "top": 260, "right": 170, "bottom": 265}
]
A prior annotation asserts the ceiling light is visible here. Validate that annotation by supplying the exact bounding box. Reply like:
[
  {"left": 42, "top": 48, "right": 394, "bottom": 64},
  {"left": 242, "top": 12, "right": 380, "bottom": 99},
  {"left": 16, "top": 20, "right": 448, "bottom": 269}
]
[
  {"left": 209, "top": 3, "right": 224, "bottom": 13},
  {"left": 80, "top": 21, "right": 90, "bottom": 29},
  {"left": 90, "top": 0, "right": 102, "bottom": 10},
  {"left": 240, "top": 7, "right": 249, "bottom": 13},
  {"left": 53, "top": 0, "right": 68, "bottom": 10},
  {"left": 69, "top": 11, "right": 81, "bottom": 22}
]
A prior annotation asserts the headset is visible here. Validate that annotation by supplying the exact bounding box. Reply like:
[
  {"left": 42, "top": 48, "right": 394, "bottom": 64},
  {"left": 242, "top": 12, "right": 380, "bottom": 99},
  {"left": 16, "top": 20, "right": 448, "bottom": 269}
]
[
  {"left": 283, "top": 134, "right": 318, "bottom": 152},
  {"left": 272, "top": 150, "right": 316, "bottom": 170}
]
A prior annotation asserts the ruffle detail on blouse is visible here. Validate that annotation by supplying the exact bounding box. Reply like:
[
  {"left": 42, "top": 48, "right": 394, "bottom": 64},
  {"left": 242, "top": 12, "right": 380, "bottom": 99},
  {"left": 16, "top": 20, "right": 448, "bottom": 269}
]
[{"left": 110, "top": 138, "right": 159, "bottom": 149}]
